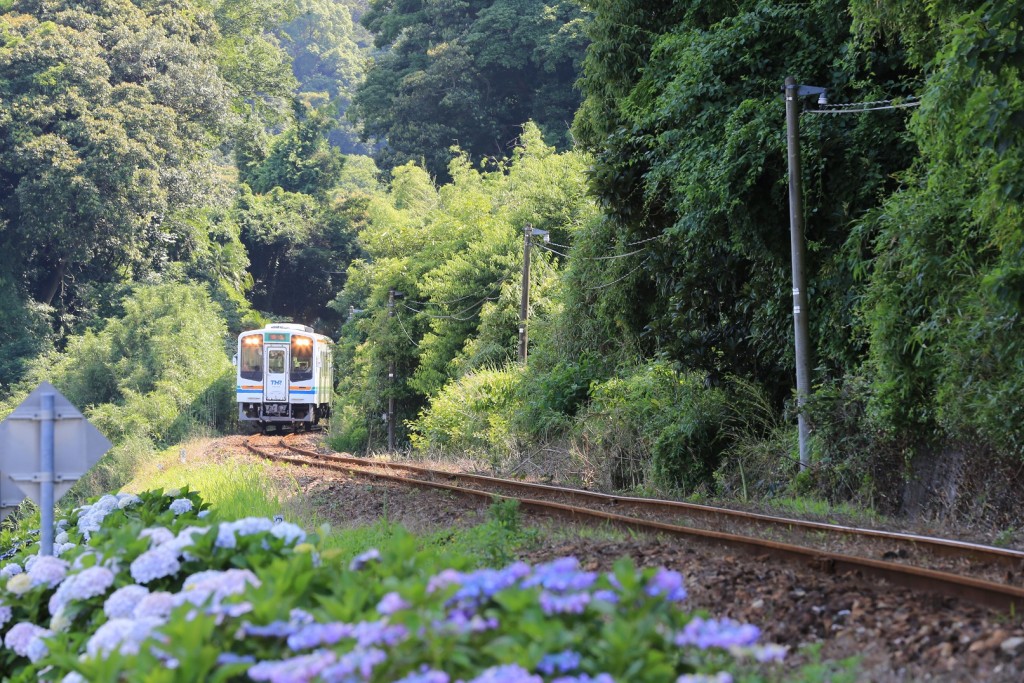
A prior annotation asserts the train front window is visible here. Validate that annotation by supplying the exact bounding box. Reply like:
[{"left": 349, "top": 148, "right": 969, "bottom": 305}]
[
  {"left": 291, "top": 336, "right": 313, "bottom": 381},
  {"left": 268, "top": 349, "right": 286, "bottom": 374},
  {"left": 240, "top": 337, "right": 263, "bottom": 380}
]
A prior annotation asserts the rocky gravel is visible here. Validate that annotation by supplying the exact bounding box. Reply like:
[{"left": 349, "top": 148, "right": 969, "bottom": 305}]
[{"left": 206, "top": 434, "right": 1024, "bottom": 680}]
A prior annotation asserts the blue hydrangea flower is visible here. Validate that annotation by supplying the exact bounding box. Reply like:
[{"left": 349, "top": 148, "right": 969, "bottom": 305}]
[
  {"left": 269, "top": 521, "right": 306, "bottom": 545},
  {"left": 104, "top": 585, "right": 150, "bottom": 619},
  {"left": 0, "top": 563, "right": 22, "bottom": 580},
  {"left": 216, "top": 517, "right": 274, "bottom": 549},
  {"left": 537, "top": 650, "right": 582, "bottom": 675},
  {"left": 169, "top": 498, "right": 193, "bottom": 515},
  {"left": 4, "top": 622, "right": 52, "bottom": 657},
  {"left": 130, "top": 545, "right": 181, "bottom": 584},
  {"left": 133, "top": 591, "right": 176, "bottom": 619},
  {"left": 675, "top": 674, "right": 733, "bottom": 683},
  {"left": 248, "top": 650, "right": 337, "bottom": 682},
  {"left": 318, "top": 647, "right": 387, "bottom": 681},
  {"left": 286, "top": 622, "right": 354, "bottom": 650},
  {"left": 674, "top": 617, "right": 760, "bottom": 650},
  {"left": 394, "top": 666, "right": 450, "bottom": 683},
  {"left": 48, "top": 565, "right": 115, "bottom": 615},
  {"left": 466, "top": 664, "right": 542, "bottom": 683},
  {"left": 27, "top": 555, "right": 69, "bottom": 588},
  {"left": 85, "top": 617, "right": 163, "bottom": 658}
]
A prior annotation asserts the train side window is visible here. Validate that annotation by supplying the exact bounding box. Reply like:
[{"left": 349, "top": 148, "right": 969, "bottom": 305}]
[
  {"left": 291, "top": 336, "right": 313, "bottom": 381},
  {"left": 240, "top": 337, "right": 263, "bottom": 381}
]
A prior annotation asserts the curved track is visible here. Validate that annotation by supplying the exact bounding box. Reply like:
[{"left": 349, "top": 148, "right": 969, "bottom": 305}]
[{"left": 245, "top": 433, "right": 1024, "bottom": 612}]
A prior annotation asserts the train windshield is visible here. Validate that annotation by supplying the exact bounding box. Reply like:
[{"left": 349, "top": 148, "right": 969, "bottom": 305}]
[
  {"left": 291, "top": 336, "right": 313, "bottom": 382},
  {"left": 240, "top": 336, "right": 263, "bottom": 380}
]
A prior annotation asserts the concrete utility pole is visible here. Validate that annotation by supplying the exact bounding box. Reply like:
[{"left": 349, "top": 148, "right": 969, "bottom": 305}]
[
  {"left": 784, "top": 76, "right": 827, "bottom": 471},
  {"left": 518, "top": 224, "right": 533, "bottom": 363}
]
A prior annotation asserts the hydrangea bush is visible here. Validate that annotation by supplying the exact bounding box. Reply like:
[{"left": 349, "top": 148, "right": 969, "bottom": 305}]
[{"left": 0, "top": 489, "right": 794, "bottom": 682}]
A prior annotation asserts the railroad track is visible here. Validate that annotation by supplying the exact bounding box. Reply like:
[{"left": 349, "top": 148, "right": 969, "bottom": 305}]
[{"left": 245, "top": 433, "right": 1024, "bottom": 613}]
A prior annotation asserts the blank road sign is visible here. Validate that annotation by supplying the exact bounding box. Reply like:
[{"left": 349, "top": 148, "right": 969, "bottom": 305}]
[{"left": 0, "top": 381, "right": 112, "bottom": 519}]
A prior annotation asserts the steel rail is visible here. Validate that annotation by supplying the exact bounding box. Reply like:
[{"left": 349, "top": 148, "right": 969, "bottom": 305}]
[
  {"left": 278, "top": 437, "right": 1024, "bottom": 573},
  {"left": 245, "top": 435, "right": 1024, "bottom": 612}
]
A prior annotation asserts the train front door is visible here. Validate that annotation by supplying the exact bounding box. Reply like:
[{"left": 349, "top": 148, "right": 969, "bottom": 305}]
[{"left": 264, "top": 345, "right": 289, "bottom": 402}]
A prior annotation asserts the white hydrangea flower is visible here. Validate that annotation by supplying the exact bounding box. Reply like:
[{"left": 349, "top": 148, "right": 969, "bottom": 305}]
[
  {"left": 28, "top": 555, "right": 69, "bottom": 588},
  {"left": 104, "top": 585, "right": 150, "bottom": 619},
  {"left": 48, "top": 566, "right": 116, "bottom": 615},
  {"left": 6, "top": 573, "right": 32, "bottom": 595},
  {"left": 4, "top": 622, "right": 51, "bottom": 657},
  {"left": 0, "top": 563, "right": 23, "bottom": 579},
  {"left": 85, "top": 617, "right": 163, "bottom": 658},
  {"left": 169, "top": 498, "right": 193, "bottom": 515},
  {"left": 134, "top": 591, "right": 176, "bottom": 619},
  {"left": 129, "top": 546, "right": 181, "bottom": 584}
]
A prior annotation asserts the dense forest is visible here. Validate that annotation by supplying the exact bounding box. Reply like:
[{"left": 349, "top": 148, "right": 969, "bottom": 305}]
[{"left": 2, "top": 0, "right": 1023, "bottom": 523}]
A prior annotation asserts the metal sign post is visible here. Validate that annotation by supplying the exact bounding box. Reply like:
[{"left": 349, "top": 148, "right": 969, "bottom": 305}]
[{"left": 0, "top": 381, "right": 112, "bottom": 554}]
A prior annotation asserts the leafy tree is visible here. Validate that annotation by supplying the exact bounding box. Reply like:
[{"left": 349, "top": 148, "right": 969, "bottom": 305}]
[
  {"left": 0, "top": 0, "right": 232, "bottom": 315},
  {"left": 350, "top": 0, "right": 589, "bottom": 179},
  {"left": 572, "top": 0, "right": 915, "bottom": 402}
]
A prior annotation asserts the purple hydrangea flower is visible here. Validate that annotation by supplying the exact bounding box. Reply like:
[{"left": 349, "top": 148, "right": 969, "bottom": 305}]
[
  {"left": 169, "top": 498, "right": 193, "bottom": 515},
  {"left": 377, "top": 591, "right": 411, "bottom": 615},
  {"left": 105, "top": 585, "right": 150, "bottom": 619},
  {"left": 349, "top": 548, "right": 380, "bottom": 571},
  {"left": 4, "top": 622, "right": 52, "bottom": 657},
  {"left": 247, "top": 650, "right": 337, "bottom": 682},
  {"left": 674, "top": 617, "right": 760, "bottom": 650},
  {"left": 645, "top": 568, "right": 687, "bottom": 602},
  {"left": 28, "top": 555, "right": 69, "bottom": 588},
  {"left": 130, "top": 545, "right": 181, "bottom": 584}
]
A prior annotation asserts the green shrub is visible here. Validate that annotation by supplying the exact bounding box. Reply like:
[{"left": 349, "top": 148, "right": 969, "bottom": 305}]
[
  {"left": 579, "top": 362, "right": 732, "bottom": 492},
  {"left": 410, "top": 366, "right": 523, "bottom": 462}
]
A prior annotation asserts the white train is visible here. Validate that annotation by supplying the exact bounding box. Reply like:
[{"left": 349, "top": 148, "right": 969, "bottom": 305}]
[{"left": 235, "top": 323, "right": 334, "bottom": 431}]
